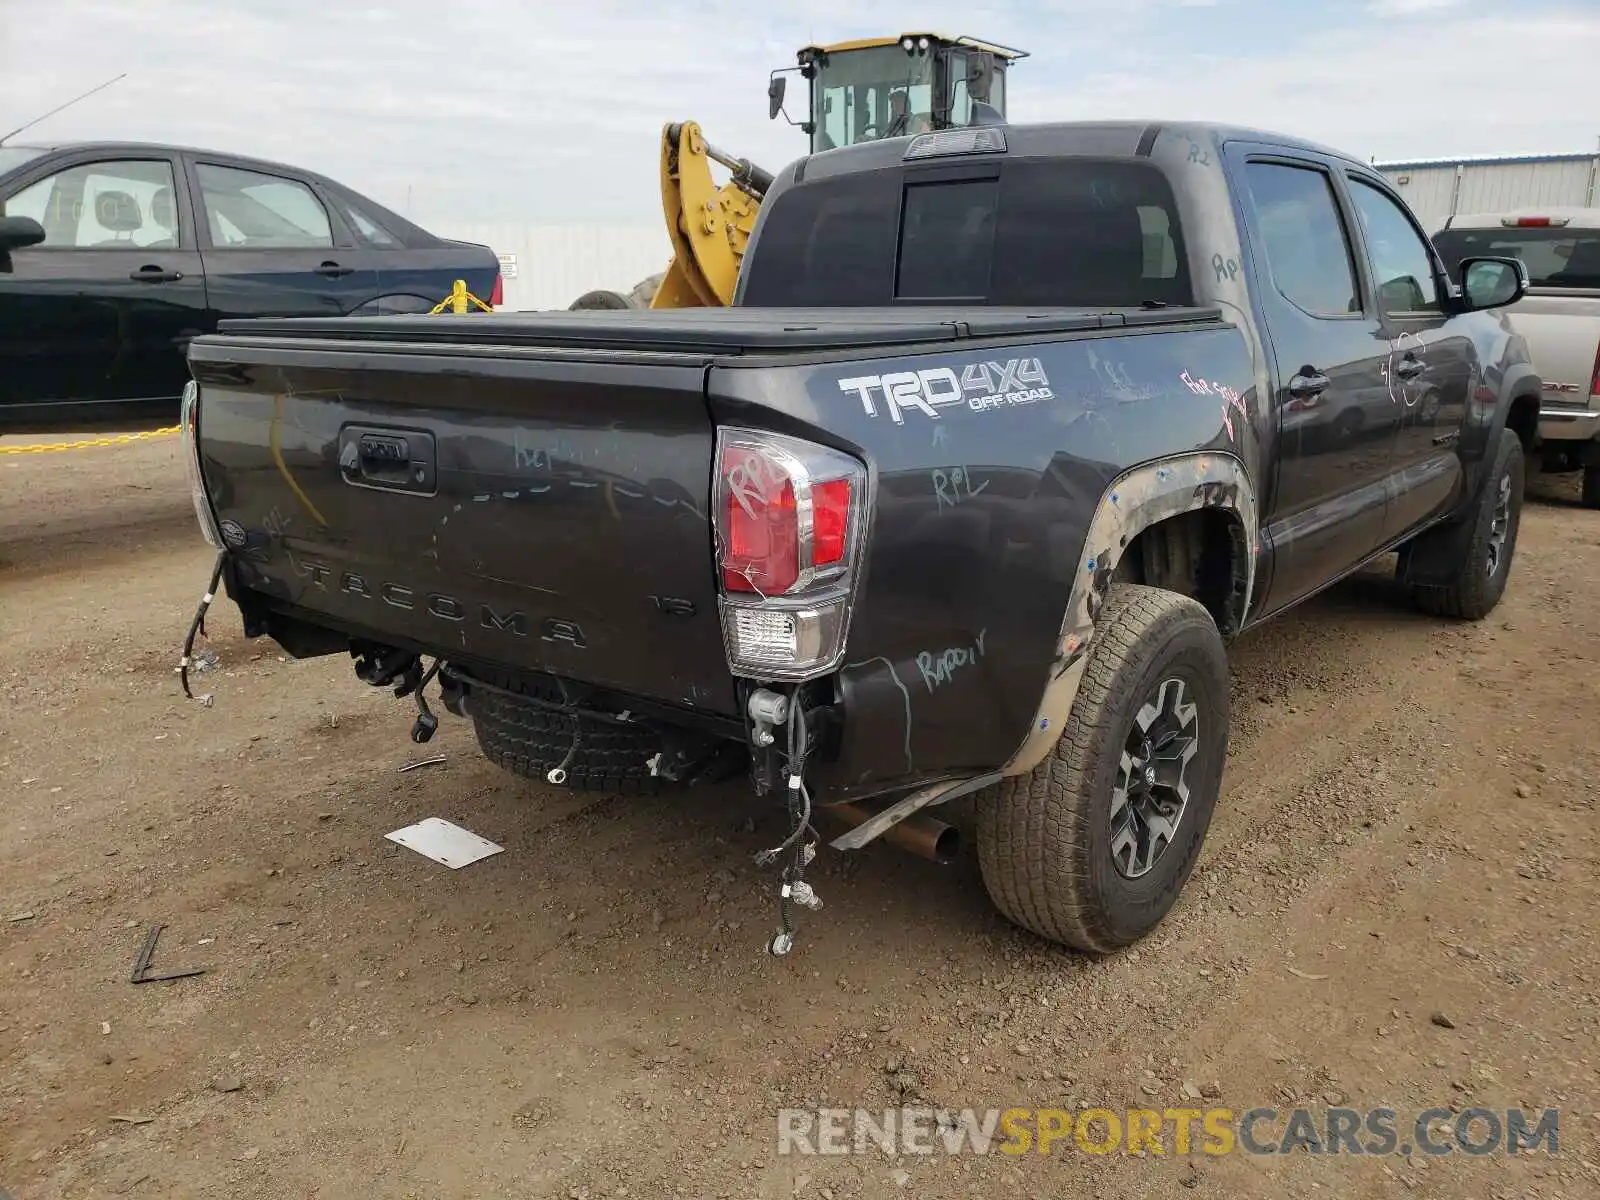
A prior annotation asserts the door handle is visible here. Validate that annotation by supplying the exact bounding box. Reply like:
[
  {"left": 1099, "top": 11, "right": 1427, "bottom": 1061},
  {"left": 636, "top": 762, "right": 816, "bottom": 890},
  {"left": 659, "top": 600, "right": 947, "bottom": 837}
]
[
  {"left": 1287, "top": 369, "right": 1330, "bottom": 400},
  {"left": 315, "top": 261, "right": 354, "bottom": 278},
  {"left": 1394, "top": 355, "right": 1426, "bottom": 381},
  {"left": 129, "top": 265, "right": 182, "bottom": 283}
]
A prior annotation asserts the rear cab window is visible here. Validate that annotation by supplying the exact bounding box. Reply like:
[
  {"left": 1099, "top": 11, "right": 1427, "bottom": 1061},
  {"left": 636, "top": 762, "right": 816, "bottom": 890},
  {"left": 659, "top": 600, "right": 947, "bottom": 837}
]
[
  {"left": 1432, "top": 224, "right": 1600, "bottom": 290},
  {"left": 194, "top": 162, "right": 334, "bottom": 249},
  {"left": 740, "top": 156, "right": 1193, "bottom": 308}
]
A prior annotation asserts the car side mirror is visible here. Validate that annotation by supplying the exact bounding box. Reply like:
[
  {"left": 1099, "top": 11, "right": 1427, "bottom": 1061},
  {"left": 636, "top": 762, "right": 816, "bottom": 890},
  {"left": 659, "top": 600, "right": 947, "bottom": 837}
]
[
  {"left": 0, "top": 215, "right": 46, "bottom": 252},
  {"left": 1459, "top": 256, "right": 1528, "bottom": 311},
  {"left": 768, "top": 75, "right": 787, "bottom": 121}
]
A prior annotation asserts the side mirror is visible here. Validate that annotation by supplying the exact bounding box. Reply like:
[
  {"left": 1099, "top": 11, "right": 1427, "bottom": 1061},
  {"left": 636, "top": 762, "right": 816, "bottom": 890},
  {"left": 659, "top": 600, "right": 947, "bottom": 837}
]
[
  {"left": 1459, "top": 256, "right": 1528, "bottom": 311},
  {"left": 0, "top": 215, "right": 46, "bottom": 252},
  {"left": 768, "top": 75, "right": 787, "bottom": 121}
]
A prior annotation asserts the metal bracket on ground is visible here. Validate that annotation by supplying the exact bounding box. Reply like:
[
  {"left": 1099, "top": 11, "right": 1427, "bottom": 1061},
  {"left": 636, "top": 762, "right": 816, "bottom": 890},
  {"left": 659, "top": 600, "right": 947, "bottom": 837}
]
[{"left": 129, "top": 924, "right": 208, "bottom": 984}]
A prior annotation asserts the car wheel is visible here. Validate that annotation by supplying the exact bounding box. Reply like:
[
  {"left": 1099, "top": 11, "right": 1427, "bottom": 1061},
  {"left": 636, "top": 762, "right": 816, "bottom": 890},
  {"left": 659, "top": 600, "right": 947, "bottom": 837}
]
[
  {"left": 1582, "top": 464, "right": 1600, "bottom": 510},
  {"left": 973, "top": 583, "right": 1230, "bottom": 953},
  {"left": 1410, "top": 427, "right": 1524, "bottom": 619}
]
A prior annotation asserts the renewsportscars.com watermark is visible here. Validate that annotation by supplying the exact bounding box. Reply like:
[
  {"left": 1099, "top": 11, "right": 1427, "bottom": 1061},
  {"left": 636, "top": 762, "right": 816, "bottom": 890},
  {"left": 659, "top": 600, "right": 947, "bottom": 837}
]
[{"left": 777, "top": 1106, "right": 1560, "bottom": 1158}]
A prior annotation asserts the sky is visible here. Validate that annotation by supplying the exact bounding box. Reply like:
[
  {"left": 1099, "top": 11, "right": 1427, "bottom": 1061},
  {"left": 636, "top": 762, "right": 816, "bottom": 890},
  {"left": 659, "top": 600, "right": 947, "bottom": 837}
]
[{"left": 1, "top": 0, "right": 1597, "bottom": 231}]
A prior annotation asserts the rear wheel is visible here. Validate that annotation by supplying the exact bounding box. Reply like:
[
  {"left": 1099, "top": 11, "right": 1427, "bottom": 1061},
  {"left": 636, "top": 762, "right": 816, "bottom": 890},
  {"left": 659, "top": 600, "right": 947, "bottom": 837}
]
[
  {"left": 974, "top": 584, "right": 1230, "bottom": 953},
  {"left": 1582, "top": 463, "right": 1600, "bottom": 510}
]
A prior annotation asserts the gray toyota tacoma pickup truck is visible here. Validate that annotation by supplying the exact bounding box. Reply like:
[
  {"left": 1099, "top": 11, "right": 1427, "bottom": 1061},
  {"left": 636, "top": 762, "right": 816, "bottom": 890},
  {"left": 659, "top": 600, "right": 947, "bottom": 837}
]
[{"left": 177, "top": 120, "right": 1540, "bottom": 956}]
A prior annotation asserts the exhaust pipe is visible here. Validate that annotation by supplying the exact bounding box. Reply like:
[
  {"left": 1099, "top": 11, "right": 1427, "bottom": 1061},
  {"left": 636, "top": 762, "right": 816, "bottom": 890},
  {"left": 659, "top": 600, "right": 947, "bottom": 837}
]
[{"left": 822, "top": 800, "right": 961, "bottom": 865}]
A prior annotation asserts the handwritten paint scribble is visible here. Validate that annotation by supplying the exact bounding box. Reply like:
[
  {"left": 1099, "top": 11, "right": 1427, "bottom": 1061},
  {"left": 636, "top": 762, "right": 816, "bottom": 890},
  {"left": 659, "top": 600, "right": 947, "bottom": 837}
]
[
  {"left": 1180, "top": 371, "right": 1249, "bottom": 440},
  {"left": 932, "top": 465, "right": 990, "bottom": 511},
  {"left": 916, "top": 629, "right": 989, "bottom": 694}
]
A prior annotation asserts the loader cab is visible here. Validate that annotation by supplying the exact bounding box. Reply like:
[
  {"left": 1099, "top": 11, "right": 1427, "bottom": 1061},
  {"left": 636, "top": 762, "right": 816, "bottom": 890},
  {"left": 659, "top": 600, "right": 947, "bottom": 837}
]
[{"left": 767, "top": 34, "right": 1027, "bottom": 155}]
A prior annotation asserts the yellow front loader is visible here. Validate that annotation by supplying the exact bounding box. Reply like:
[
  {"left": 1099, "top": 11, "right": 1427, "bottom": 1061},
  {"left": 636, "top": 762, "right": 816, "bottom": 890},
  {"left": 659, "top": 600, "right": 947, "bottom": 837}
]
[{"left": 568, "top": 33, "right": 1027, "bottom": 312}]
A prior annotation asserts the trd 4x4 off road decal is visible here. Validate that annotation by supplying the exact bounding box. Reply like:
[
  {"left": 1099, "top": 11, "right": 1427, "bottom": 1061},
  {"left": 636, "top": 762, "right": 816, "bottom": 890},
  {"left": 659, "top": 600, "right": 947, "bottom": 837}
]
[{"left": 838, "top": 358, "right": 1054, "bottom": 424}]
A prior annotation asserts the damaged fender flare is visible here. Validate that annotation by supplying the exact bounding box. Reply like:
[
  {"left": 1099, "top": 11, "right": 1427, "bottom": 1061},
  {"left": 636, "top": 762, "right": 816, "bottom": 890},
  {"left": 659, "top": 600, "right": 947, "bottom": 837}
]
[{"left": 1000, "top": 450, "right": 1259, "bottom": 777}]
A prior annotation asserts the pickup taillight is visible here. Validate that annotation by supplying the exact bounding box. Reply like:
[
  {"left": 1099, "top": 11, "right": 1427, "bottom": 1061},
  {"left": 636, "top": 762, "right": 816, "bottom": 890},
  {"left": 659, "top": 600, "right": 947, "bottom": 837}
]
[
  {"left": 1590, "top": 340, "right": 1600, "bottom": 401},
  {"left": 180, "top": 380, "right": 223, "bottom": 549},
  {"left": 489, "top": 270, "right": 504, "bottom": 308},
  {"left": 712, "top": 429, "right": 867, "bottom": 680}
]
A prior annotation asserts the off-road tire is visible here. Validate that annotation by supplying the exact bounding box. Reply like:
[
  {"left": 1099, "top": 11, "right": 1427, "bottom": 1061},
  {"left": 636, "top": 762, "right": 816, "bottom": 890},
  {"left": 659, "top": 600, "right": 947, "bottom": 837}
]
[
  {"left": 469, "top": 682, "right": 666, "bottom": 795},
  {"left": 1582, "top": 464, "right": 1600, "bottom": 510},
  {"left": 1410, "top": 427, "right": 1524, "bottom": 619},
  {"left": 974, "top": 583, "right": 1230, "bottom": 954}
]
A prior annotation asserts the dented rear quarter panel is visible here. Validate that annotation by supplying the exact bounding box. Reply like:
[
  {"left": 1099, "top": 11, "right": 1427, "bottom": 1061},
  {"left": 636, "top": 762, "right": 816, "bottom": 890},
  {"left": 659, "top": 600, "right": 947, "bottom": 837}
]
[{"left": 708, "top": 316, "right": 1260, "bottom": 801}]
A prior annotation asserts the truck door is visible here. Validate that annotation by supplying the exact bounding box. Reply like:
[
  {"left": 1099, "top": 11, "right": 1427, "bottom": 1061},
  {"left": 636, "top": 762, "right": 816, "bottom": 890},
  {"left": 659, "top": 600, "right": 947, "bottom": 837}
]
[
  {"left": 1230, "top": 150, "right": 1401, "bottom": 615},
  {"left": 1340, "top": 170, "right": 1471, "bottom": 542},
  {"left": 185, "top": 158, "right": 382, "bottom": 321},
  {"left": 0, "top": 151, "right": 207, "bottom": 429}
]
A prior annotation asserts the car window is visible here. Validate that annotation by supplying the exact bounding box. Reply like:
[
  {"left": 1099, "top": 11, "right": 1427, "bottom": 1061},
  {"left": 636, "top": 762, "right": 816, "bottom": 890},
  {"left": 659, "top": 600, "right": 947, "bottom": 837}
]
[
  {"left": 1244, "top": 161, "right": 1360, "bottom": 318},
  {"left": 741, "top": 158, "right": 1193, "bottom": 308},
  {"left": 2, "top": 159, "right": 180, "bottom": 249},
  {"left": 1347, "top": 177, "right": 1440, "bottom": 315},
  {"left": 195, "top": 163, "right": 333, "bottom": 248},
  {"left": 343, "top": 200, "right": 401, "bottom": 248}
]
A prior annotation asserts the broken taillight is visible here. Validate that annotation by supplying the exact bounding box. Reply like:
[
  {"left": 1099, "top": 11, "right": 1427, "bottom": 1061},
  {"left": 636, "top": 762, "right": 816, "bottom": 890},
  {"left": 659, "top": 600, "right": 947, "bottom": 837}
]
[{"left": 713, "top": 429, "right": 867, "bottom": 680}]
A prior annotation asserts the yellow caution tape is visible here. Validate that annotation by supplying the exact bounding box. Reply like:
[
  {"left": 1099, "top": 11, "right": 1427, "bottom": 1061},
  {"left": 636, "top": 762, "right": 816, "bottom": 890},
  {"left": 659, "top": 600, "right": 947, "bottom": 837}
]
[{"left": 0, "top": 425, "right": 182, "bottom": 455}]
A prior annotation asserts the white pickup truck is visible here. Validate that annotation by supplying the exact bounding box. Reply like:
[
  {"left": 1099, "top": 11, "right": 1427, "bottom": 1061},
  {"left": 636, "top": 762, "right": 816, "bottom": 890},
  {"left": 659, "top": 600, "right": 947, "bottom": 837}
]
[{"left": 1433, "top": 208, "right": 1600, "bottom": 507}]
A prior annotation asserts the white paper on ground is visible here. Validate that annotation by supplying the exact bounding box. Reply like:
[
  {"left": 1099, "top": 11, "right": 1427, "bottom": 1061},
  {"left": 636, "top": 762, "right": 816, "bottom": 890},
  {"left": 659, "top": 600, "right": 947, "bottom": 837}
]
[{"left": 385, "top": 817, "right": 504, "bottom": 869}]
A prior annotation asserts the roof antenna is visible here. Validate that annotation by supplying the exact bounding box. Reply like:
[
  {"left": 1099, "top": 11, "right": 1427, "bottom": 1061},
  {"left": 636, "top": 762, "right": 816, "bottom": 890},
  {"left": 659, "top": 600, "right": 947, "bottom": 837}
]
[{"left": 0, "top": 72, "right": 128, "bottom": 147}]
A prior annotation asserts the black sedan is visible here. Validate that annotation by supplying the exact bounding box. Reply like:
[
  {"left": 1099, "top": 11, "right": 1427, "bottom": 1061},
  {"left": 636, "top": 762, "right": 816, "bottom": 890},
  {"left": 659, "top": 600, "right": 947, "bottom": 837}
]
[{"left": 0, "top": 141, "right": 502, "bottom": 434}]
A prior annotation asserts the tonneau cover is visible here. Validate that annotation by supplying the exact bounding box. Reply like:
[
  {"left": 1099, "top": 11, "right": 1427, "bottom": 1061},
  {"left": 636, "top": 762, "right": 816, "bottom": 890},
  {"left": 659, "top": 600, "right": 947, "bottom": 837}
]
[{"left": 212, "top": 305, "right": 1224, "bottom": 356}]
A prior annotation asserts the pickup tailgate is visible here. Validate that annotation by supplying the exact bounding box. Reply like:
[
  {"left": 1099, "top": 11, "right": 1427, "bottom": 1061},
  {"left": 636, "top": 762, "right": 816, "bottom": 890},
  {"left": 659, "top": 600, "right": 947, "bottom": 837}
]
[
  {"left": 1506, "top": 292, "right": 1600, "bottom": 408},
  {"left": 188, "top": 316, "right": 738, "bottom": 715}
]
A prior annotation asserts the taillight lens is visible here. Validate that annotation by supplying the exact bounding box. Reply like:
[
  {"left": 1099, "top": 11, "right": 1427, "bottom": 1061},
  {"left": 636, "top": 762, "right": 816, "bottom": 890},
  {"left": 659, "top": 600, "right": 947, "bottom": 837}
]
[
  {"left": 722, "top": 446, "right": 800, "bottom": 594},
  {"left": 180, "top": 379, "right": 222, "bottom": 549},
  {"left": 812, "top": 479, "right": 851, "bottom": 566},
  {"left": 713, "top": 429, "right": 867, "bottom": 680},
  {"left": 489, "top": 270, "right": 504, "bottom": 308},
  {"left": 1590, "top": 340, "right": 1600, "bottom": 400}
]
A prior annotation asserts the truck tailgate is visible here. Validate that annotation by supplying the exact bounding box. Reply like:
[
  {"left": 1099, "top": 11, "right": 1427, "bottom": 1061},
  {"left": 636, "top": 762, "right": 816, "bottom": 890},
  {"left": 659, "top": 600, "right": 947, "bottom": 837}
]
[
  {"left": 189, "top": 331, "right": 737, "bottom": 716},
  {"left": 1508, "top": 293, "right": 1600, "bottom": 406}
]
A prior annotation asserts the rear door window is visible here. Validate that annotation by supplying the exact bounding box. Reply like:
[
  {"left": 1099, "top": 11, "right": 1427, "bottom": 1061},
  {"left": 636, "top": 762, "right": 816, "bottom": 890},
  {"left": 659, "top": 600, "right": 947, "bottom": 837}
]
[
  {"left": 741, "top": 157, "right": 1192, "bottom": 308},
  {"left": 1242, "top": 161, "right": 1361, "bottom": 318},
  {"left": 194, "top": 162, "right": 334, "bottom": 248}
]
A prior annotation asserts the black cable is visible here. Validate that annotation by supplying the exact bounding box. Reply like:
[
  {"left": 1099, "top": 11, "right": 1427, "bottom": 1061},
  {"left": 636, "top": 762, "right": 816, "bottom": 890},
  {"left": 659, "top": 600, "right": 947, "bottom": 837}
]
[
  {"left": 549, "top": 673, "right": 583, "bottom": 781},
  {"left": 178, "top": 550, "right": 226, "bottom": 701},
  {"left": 437, "top": 663, "right": 635, "bottom": 726}
]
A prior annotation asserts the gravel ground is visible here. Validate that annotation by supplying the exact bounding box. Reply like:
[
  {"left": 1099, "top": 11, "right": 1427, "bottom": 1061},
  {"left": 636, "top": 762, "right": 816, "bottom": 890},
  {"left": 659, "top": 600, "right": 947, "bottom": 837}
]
[{"left": 2, "top": 435, "right": 1597, "bottom": 1199}]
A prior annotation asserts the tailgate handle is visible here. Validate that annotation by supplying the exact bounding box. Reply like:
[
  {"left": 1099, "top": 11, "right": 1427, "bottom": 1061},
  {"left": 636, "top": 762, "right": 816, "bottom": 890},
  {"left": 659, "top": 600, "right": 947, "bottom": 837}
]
[{"left": 338, "top": 426, "right": 437, "bottom": 495}]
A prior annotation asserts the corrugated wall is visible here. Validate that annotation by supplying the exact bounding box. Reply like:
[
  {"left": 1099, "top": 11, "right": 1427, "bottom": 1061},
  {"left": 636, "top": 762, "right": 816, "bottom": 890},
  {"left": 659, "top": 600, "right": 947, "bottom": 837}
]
[
  {"left": 424, "top": 221, "right": 673, "bottom": 312},
  {"left": 1455, "top": 159, "right": 1596, "bottom": 217},
  {"left": 1383, "top": 166, "right": 1460, "bottom": 232},
  {"left": 1380, "top": 158, "right": 1600, "bottom": 234}
]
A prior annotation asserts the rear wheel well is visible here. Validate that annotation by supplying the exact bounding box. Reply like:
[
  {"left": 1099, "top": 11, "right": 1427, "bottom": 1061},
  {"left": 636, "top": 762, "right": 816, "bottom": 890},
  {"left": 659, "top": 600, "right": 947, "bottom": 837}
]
[{"left": 1114, "top": 509, "right": 1248, "bottom": 635}]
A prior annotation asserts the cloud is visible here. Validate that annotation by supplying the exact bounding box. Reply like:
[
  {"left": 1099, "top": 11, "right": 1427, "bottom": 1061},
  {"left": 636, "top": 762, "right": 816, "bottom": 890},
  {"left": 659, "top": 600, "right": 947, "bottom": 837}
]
[
  {"left": 0, "top": 0, "right": 1593, "bottom": 231},
  {"left": 1366, "top": 0, "right": 1461, "bottom": 13}
]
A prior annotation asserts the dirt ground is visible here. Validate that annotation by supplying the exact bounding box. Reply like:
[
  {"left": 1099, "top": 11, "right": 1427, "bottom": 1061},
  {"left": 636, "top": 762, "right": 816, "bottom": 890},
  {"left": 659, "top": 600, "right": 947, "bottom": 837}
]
[{"left": 2, "top": 433, "right": 1597, "bottom": 1200}]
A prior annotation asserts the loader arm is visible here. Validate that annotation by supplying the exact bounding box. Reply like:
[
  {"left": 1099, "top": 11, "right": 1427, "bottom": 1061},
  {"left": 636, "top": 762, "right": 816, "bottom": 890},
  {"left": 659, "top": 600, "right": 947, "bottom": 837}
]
[{"left": 650, "top": 121, "right": 772, "bottom": 308}]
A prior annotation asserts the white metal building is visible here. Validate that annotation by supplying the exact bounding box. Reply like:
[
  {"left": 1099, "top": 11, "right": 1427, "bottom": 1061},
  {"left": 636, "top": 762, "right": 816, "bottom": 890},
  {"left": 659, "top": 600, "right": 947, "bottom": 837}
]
[
  {"left": 1374, "top": 151, "right": 1600, "bottom": 235},
  {"left": 422, "top": 220, "right": 671, "bottom": 313}
]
